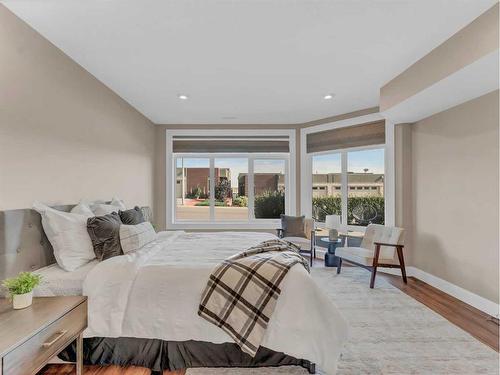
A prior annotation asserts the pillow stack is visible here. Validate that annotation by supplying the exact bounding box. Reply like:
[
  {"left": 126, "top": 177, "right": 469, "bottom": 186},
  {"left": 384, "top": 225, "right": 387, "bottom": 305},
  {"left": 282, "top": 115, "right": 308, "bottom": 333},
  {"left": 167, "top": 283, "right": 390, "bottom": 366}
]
[{"left": 33, "top": 199, "right": 156, "bottom": 271}]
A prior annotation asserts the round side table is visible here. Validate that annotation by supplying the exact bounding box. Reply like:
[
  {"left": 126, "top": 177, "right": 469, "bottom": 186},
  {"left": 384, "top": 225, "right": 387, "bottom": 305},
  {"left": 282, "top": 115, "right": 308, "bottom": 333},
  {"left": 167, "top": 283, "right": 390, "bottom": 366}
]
[{"left": 320, "top": 237, "right": 342, "bottom": 267}]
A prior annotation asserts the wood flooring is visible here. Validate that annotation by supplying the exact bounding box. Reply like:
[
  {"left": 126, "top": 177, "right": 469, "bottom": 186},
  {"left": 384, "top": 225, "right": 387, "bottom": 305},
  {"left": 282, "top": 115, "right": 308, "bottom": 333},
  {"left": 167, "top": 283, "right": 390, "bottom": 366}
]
[{"left": 38, "top": 262, "right": 499, "bottom": 375}]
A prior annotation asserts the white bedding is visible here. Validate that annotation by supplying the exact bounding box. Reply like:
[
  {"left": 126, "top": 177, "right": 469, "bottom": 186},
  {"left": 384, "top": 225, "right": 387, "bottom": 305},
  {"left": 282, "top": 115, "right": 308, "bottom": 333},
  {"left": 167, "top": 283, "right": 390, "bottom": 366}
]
[
  {"left": 83, "top": 231, "right": 349, "bottom": 374},
  {"left": 34, "top": 260, "right": 98, "bottom": 296}
]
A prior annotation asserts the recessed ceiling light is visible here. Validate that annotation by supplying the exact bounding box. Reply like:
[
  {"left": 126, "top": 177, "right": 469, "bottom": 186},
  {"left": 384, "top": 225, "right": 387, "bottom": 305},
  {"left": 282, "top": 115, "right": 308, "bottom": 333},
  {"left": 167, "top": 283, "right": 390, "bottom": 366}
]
[
  {"left": 178, "top": 94, "right": 189, "bottom": 100},
  {"left": 323, "top": 94, "right": 335, "bottom": 100}
]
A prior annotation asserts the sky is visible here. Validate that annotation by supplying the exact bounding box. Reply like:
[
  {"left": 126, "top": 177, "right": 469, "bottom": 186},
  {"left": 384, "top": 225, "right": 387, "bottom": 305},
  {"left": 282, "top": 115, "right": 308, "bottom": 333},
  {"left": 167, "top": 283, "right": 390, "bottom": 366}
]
[
  {"left": 176, "top": 148, "right": 384, "bottom": 187},
  {"left": 313, "top": 148, "right": 385, "bottom": 174}
]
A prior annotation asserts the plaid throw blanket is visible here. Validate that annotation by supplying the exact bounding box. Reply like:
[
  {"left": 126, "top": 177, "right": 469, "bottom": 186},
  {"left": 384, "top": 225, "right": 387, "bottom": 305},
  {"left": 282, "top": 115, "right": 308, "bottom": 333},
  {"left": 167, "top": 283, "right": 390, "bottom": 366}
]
[{"left": 198, "top": 239, "right": 310, "bottom": 356}]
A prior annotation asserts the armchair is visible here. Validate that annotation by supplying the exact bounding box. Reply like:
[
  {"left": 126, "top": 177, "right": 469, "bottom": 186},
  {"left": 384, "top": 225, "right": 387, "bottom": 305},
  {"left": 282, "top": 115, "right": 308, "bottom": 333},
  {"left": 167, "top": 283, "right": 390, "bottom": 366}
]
[
  {"left": 276, "top": 216, "right": 316, "bottom": 267},
  {"left": 336, "top": 224, "right": 406, "bottom": 288}
]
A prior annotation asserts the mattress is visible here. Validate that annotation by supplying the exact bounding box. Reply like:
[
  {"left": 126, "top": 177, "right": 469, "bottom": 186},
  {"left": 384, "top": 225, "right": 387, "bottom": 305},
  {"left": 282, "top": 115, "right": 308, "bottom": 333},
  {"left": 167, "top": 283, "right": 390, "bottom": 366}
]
[{"left": 34, "top": 260, "right": 98, "bottom": 296}]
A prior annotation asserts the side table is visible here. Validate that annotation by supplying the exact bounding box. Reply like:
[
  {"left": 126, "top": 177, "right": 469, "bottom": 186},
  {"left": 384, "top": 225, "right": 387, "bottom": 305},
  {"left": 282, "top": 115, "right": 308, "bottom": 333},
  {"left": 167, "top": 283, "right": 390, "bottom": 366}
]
[{"left": 320, "top": 237, "right": 342, "bottom": 267}]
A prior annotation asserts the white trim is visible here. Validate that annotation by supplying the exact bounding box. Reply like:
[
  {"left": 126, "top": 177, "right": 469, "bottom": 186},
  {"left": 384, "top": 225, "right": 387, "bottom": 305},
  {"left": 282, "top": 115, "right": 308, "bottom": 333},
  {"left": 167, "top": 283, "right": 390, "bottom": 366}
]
[
  {"left": 378, "top": 266, "right": 500, "bottom": 318},
  {"left": 340, "top": 152, "right": 348, "bottom": 229},
  {"left": 166, "top": 129, "right": 296, "bottom": 230},
  {"left": 209, "top": 157, "right": 215, "bottom": 220},
  {"left": 248, "top": 158, "right": 255, "bottom": 221}
]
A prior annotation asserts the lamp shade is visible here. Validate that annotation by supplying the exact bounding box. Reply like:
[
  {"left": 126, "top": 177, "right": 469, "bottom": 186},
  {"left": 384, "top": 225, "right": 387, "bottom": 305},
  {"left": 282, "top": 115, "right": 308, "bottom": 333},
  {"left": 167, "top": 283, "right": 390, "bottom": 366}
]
[{"left": 325, "top": 215, "right": 341, "bottom": 230}]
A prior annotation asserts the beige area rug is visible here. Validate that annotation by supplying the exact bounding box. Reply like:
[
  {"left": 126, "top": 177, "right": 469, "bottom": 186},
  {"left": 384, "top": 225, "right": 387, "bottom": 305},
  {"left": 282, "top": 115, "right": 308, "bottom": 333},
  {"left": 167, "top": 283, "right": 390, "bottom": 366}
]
[{"left": 186, "top": 267, "right": 499, "bottom": 375}]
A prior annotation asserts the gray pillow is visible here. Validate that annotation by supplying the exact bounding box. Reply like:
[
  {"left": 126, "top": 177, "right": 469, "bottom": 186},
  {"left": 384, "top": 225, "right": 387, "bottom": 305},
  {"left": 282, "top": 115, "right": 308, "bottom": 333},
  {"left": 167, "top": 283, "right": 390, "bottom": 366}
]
[
  {"left": 280, "top": 214, "right": 306, "bottom": 238},
  {"left": 119, "top": 206, "right": 145, "bottom": 225},
  {"left": 87, "top": 212, "right": 123, "bottom": 261}
]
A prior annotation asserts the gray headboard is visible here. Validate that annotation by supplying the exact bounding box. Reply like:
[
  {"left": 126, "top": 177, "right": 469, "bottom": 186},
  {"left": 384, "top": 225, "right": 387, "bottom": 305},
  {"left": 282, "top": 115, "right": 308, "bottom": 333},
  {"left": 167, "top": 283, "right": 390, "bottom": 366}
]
[
  {"left": 0, "top": 205, "right": 154, "bottom": 281},
  {"left": 0, "top": 205, "right": 74, "bottom": 280}
]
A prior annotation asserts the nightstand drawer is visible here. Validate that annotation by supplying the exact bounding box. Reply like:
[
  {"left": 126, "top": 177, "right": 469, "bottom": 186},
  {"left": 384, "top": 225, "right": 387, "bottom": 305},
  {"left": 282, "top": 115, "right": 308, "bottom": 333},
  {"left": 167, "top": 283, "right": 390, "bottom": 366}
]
[{"left": 3, "top": 301, "right": 87, "bottom": 375}]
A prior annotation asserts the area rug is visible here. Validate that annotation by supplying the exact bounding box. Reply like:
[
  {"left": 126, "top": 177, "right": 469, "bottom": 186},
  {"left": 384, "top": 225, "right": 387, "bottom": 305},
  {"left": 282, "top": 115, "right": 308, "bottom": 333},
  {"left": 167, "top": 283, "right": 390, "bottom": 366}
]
[{"left": 186, "top": 267, "right": 499, "bottom": 375}]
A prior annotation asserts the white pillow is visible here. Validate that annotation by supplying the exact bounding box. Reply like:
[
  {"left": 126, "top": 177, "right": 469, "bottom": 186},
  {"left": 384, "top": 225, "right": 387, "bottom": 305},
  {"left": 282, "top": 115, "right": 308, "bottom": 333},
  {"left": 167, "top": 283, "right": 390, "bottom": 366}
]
[
  {"left": 91, "top": 197, "right": 126, "bottom": 216},
  {"left": 33, "top": 202, "right": 95, "bottom": 271},
  {"left": 119, "top": 222, "right": 157, "bottom": 254},
  {"left": 70, "top": 202, "right": 94, "bottom": 216}
]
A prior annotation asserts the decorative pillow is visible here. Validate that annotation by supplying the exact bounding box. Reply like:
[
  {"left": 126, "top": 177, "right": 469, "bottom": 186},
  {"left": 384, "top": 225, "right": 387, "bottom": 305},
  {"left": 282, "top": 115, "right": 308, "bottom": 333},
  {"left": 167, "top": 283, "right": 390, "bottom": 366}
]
[
  {"left": 70, "top": 202, "right": 94, "bottom": 217},
  {"left": 119, "top": 206, "right": 145, "bottom": 225},
  {"left": 32, "top": 202, "right": 95, "bottom": 271},
  {"left": 280, "top": 214, "right": 306, "bottom": 238},
  {"left": 120, "top": 222, "right": 157, "bottom": 254},
  {"left": 86, "top": 213, "right": 123, "bottom": 261}
]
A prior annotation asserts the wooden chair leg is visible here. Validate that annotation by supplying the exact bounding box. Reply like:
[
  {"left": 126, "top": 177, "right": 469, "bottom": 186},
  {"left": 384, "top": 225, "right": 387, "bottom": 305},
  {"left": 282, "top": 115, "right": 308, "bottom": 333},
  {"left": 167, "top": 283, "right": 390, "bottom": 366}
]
[
  {"left": 337, "top": 258, "right": 342, "bottom": 274},
  {"left": 396, "top": 246, "right": 407, "bottom": 284},
  {"left": 369, "top": 267, "right": 377, "bottom": 288},
  {"left": 370, "top": 244, "right": 381, "bottom": 289}
]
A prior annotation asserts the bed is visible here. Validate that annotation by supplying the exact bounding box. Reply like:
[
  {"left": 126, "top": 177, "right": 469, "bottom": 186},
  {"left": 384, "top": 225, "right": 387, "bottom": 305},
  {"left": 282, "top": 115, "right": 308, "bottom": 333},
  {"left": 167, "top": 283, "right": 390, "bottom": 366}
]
[{"left": 0, "top": 208, "right": 349, "bottom": 374}]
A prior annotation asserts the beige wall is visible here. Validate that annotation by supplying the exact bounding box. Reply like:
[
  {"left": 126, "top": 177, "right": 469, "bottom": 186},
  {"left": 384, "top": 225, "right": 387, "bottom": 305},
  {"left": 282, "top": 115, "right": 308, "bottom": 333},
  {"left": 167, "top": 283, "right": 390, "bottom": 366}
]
[
  {"left": 0, "top": 5, "right": 156, "bottom": 211},
  {"left": 407, "top": 90, "right": 499, "bottom": 303},
  {"left": 394, "top": 123, "right": 414, "bottom": 264},
  {"left": 380, "top": 3, "right": 499, "bottom": 112}
]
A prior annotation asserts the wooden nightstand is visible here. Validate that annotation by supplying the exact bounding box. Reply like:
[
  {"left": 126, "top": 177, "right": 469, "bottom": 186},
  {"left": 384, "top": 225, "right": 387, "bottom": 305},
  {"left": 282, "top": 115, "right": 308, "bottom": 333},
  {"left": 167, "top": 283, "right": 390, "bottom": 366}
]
[{"left": 0, "top": 296, "right": 87, "bottom": 375}]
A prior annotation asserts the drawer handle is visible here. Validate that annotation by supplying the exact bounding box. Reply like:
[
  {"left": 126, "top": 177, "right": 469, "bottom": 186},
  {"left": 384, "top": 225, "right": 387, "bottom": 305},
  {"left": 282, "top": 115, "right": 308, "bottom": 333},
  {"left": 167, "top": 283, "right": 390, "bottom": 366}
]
[{"left": 42, "top": 330, "right": 68, "bottom": 348}]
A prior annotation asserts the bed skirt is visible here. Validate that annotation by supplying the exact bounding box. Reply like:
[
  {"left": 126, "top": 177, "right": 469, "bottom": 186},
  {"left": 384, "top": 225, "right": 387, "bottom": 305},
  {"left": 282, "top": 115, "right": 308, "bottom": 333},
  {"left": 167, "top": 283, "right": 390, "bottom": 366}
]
[{"left": 59, "top": 337, "right": 316, "bottom": 373}]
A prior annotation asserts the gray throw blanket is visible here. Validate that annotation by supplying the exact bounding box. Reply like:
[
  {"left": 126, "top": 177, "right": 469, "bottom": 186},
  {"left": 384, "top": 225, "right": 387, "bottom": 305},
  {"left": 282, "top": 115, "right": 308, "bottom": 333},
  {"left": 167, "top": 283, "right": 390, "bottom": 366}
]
[{"left": 198, "top": 239, "right": 310, "bottom": 356}]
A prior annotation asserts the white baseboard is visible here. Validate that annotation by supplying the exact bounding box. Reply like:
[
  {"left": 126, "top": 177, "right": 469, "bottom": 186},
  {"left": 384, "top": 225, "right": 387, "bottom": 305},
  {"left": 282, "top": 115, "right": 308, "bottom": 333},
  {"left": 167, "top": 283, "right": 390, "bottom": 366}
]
[{"left": 378, "top": 266, "right": 499, "bottom": 318}]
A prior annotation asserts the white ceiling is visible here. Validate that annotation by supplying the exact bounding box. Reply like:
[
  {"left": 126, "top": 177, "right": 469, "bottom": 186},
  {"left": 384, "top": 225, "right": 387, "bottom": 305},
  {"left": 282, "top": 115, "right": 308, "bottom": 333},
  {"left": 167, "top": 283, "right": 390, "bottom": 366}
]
[{"left": 2, "top": 0, "right": 496, "bottom": 124}]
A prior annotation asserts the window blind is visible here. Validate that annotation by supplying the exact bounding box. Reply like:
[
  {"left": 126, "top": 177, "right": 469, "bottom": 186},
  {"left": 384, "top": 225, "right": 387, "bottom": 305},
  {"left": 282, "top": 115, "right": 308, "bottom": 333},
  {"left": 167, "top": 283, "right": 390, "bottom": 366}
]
[
  {"left": 306, "top": 120, "right": 385, "bottom": 153},
  {"left": 172, "top": 136, "right": 290, "bottom": 153}
]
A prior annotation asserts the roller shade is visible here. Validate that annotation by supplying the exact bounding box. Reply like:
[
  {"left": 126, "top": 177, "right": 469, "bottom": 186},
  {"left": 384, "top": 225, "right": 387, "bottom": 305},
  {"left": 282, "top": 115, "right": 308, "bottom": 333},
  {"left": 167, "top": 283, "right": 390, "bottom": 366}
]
[
  {"left": 306, "top": 120, "right": 385, "bottom": 153},
  {"left": 173, "top": 136, "right": 290, "bottom": 153}
]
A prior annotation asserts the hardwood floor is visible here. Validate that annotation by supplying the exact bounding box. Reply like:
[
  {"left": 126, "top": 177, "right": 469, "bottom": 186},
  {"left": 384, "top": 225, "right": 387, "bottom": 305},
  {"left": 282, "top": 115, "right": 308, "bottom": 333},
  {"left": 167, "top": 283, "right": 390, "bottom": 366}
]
[
  {"left": 39, "top": 261, "right": 499, "bottom": 375},
  {"left": 379, "top": 272, "right": 500, "bottom": 352}
]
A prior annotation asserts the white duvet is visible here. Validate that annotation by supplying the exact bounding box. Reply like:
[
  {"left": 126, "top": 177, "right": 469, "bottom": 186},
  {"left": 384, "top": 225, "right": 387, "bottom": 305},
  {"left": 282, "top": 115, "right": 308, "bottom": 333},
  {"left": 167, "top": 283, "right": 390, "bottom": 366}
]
[{"left": 83, "top": 231, "right": 349, "bottom": 374}]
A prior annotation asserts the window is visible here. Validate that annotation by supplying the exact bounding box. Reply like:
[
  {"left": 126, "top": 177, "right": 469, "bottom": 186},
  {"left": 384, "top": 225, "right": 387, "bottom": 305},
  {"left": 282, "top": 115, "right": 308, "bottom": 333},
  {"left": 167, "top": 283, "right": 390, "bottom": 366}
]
[
  {"left": 310, "top": 147, "right": 385, "bottom": 227},
  {"left": 214, "top": 158, "right": 248, "bottom": 221},
  {"left": 172, "top": 155, "right": 291, "bottom": 225},
  {"left": 254, "top": 159, "right": 286, "bottom": 219},
  {"left": 347, "top": 148, "right": 384, "bottom": 226},
  {"left": 167, "top": 130, "right": 295, "bottom": 228},
  {"left": 311, "top": 153, "right": 342, "bottom": 222},
  {"left": 175, "top": 158, "right": 210, "bottom": 221}
]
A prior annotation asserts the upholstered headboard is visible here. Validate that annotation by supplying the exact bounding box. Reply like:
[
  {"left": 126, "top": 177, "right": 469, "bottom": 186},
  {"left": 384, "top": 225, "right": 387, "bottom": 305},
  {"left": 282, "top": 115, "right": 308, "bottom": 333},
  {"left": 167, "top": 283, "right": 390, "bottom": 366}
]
[
  {"left": 0, "top": 205, "right": 73, "bottom": 280},
  {"left": 0, "top": 205, "right": 154, "bottom": 281}
]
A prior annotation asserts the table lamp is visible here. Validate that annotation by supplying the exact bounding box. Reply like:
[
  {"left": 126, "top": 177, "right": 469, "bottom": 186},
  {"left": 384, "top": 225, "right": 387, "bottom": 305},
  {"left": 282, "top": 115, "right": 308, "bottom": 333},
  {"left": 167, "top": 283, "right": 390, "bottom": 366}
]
[{"left": 325, "top": 215, "right": 341, "bottom": 241}]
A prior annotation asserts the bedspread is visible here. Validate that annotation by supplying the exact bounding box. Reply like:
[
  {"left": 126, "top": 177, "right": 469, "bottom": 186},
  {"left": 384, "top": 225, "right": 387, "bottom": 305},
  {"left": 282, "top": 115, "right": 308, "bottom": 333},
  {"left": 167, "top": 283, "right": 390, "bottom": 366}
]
[{"left": 82, "top": 231, "right": 349, "bottom": 374}]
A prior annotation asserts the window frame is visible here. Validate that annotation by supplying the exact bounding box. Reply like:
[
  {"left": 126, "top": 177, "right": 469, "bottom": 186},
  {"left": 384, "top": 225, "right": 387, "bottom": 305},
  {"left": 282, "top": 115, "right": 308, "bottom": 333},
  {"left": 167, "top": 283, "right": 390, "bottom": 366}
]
[
  {"left": 310, "top": 144, "right": 385, "bottom": 230},
  {"left": 300, "top": 113, "right": 395, "bottom": 232},
  {"left": 166, "top": 129, "right": 296, "bottom": 230}
]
